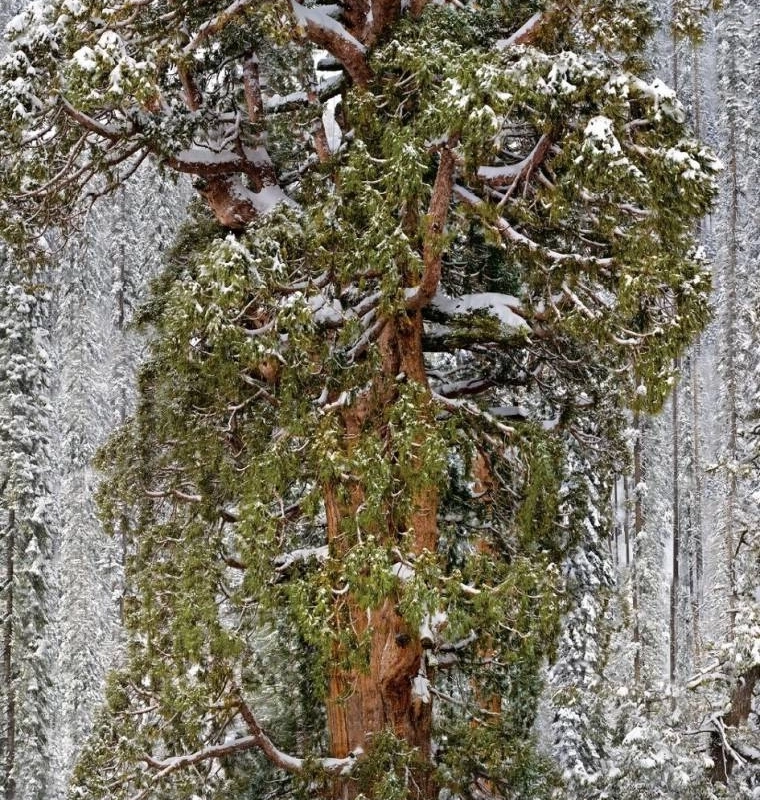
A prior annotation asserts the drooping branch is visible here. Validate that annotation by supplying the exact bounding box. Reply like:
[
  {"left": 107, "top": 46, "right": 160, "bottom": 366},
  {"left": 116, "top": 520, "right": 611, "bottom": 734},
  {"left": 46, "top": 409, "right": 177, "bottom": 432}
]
[
  {"left": 236, "top": 693, "right": 364, "bottom": 773},
  {"left": 453, "top": 184, "right": 614, "bottom": 269},
  {"left": 432, "top": 393, "right": 516, "bottom": 437},
  {"left": 141, "top": 735, "right": 266, "bottom": 780},
  {"left": 133, "top": 693, "right": 363, "bottom": 800},
  {"left": 59, "top": 97, "right": 126, "bottom": 141}
]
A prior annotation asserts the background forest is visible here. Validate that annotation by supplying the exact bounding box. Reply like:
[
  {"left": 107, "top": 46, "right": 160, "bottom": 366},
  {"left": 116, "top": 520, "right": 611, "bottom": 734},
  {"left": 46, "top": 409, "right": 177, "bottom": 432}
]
[{"left": 0, "top": 0, "right": 757, "bottom": 799}]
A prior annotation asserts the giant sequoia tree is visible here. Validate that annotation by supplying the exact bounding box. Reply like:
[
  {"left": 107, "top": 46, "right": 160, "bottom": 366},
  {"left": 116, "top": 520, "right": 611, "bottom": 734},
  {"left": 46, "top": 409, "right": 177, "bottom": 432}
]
[{"left": 0, "top": 0, "right": 718, "bottom": 797}]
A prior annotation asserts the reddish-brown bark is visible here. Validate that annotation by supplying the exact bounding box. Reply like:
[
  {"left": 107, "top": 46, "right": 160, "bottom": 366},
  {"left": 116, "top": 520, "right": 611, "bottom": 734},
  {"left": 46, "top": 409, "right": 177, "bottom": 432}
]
[{"left": 322, "top": 304, "right": 443, "bottom": 798}]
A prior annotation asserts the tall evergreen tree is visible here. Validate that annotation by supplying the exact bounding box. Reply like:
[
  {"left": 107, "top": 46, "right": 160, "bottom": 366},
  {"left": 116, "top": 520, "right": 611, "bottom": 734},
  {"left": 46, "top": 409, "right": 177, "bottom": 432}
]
[
  {"left": 0, "top": 252, "right": 53, "bottom": 800},
  {"left": 0, "top": 0, "right": 718, "bottom": 798},
  {"left": 695, "top": 0, "right": 760, "bottom": 786},
  {"left": 47, "top": 167, "right": 189, "bottom": 799}
]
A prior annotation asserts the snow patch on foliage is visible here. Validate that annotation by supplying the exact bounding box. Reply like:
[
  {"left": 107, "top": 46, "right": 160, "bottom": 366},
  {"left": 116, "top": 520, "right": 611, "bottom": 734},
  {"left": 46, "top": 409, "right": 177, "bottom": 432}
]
[
  {"left": 431, "top": 291, "right": 528, "bottom": 333},
  {"left": 583, "top": 116, "right": 622, "bottom": 155}
]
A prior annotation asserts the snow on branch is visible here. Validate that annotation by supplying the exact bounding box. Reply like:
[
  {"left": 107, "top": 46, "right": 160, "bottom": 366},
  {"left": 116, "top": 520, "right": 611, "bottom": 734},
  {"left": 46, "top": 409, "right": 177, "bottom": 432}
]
[
  {"left": 273, "top": 544, "right": 329, "bottom": 579},
  {"left": 184, "top": 0, "right": 258, "bottom": 54},
  {"left": 496, "top": 11, "right": 544, "bottom": 49},
  {"left": 432, "top": 392, "right": 516, "bottom": 437},
  {"left": 144, "top": 487, "right": 202, "bottom": 503},
  {"left": 59, "top": 97, "right": 126, "bottom": 141},
  {"left": 430, "top": 290, "right": 530, "bottom": 334},
  {"left": 140, "top": 735, "right": 264, "bottom": 782},
  {"left": 477, "top": 133, "right": 552, "bottom": 186},
  {"left": 291, "top": 1, "right": 372, "bottom": 86},
  {"left": 236, "top": 692, "right": 364, "bottom": 774},
  {"left": 432, "top": 377, "right": 494, "bottom": 399},
  {"left": 265, "top": 74, "right": 345, "bottom": 113},
  {"left": 453, "top": 184, "right": 614, "bottom": 269},
  {"left": 134, "top": 693, "right": 363, "bottom": 800}
]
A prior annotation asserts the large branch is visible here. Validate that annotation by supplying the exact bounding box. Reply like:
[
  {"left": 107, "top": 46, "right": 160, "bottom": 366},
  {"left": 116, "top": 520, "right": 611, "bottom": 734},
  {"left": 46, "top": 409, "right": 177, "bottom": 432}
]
[
  {"left": 59, "top": 97, "right": 126, "bottom": 141},
  {"left": 141, "top": 735, "right": 265, "bottom": 780},
  {"left": 292, "top": 0, "right": 372, "bottom": 86},
  {"left": 135, "top": 695, "right": 363, "bottom": 800},
  {"left": 477, "top": 133, "right": 552, "bottom": 187},
  {"left": 235, "top": 694, "right": 362, "bottom": 772},
  {"left": 496, "top": 11, "right": 544, "bottom": 49},
  {"left": 406, "top": 146, "right": 457, "bottom": 312},
  {"left": 184, "top": 0, "right": 256, "bottom": 54}
]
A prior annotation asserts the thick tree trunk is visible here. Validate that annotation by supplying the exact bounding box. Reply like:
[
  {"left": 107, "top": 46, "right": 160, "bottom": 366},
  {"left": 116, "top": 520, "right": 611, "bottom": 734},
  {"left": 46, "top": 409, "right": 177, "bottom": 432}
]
[{"left": 325, "top": 314, "right": 438, "bottom": 799}]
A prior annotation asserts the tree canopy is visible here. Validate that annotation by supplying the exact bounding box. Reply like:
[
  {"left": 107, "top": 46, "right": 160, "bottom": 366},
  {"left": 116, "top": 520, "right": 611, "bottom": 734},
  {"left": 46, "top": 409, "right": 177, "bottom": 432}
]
[{"left": 0, "top": 0, "right": 720, "bottom": 798}]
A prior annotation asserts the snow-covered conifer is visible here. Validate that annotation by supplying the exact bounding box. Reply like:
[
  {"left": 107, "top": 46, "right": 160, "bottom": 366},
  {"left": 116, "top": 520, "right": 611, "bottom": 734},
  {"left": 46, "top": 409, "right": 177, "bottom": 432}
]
[
  {"left": 0, "top": 251, "right": 54, "bottom": 800},
  {"left": 0, "top": 0, "right": 718, "bottom": 798}
]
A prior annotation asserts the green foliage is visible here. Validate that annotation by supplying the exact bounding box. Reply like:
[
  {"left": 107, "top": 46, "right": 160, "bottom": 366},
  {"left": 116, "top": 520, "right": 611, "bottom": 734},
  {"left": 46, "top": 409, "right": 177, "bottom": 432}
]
[
  {"left": 0, "top": 0, "right": 716, "bottom": 796},
  {"left": 351, "top": 731, "right": 434, "bottom": 800},
  {"left": 671, "top": 0, "right": 723, "bottom": 43}
]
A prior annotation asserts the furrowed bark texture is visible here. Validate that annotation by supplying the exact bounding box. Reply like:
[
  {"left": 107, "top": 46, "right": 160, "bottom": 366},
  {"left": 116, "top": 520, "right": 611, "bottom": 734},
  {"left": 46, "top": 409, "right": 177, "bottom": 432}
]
[
  {"left": 321, "top": 132, "right": 455, "bottom": 797},
  {"left": 324, "top": 312, "right": 438, "bottom": 799}
]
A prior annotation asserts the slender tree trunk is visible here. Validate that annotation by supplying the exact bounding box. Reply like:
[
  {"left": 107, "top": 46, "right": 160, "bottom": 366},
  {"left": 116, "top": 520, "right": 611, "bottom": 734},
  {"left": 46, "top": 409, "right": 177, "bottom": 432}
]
[
  {"left": 632, "top": 412, "right": 643, "bottom": 686},
  {"left": 689, "top": 40, "right": 704, "bottom": 663},
  {"left": 670, "top": 363, "right": 680, "bottom": 703},
  {"left": 3, "top": 509, "right": 14, "bottom": 800},
  {"left": 115, "top": 246, "right": 128, "bottom": 623},
  {"left": 623, "top": 475, "right": 631, "bottom": 567},
  {"left": 690, "top": 360, "right": 704, "bottom": 663},
  {"left": 612, "top": 481, "right": 619, "bottom": 569},
  {"left": 668, "top": 12, "right": 680, "bottom": 698},
  {"left": 724, "top": 53, "right": 739, "bottom": 639}
]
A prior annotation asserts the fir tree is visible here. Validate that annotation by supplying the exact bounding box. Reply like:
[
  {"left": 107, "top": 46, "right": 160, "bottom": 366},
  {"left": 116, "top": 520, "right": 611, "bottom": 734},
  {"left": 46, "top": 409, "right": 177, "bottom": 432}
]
[
  {"left": 0, "top": 251, "right": 53, "bottom": 800},
  {"left": 46, "top": 167, "right": 188, "bottom": 798}
]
